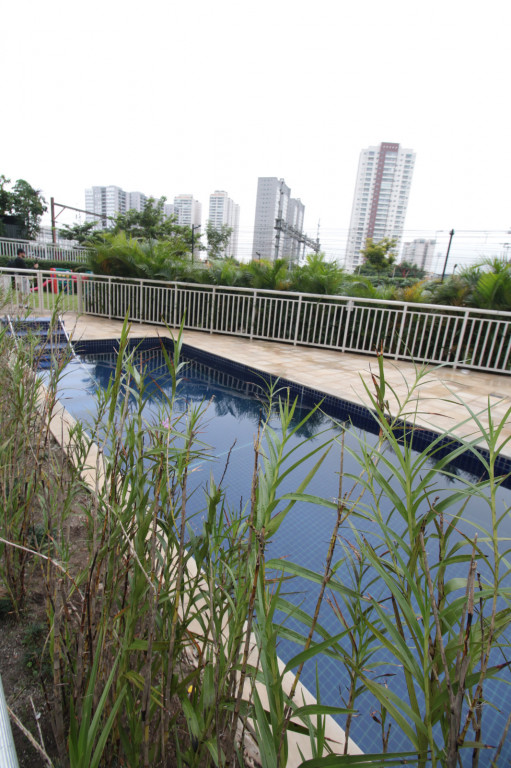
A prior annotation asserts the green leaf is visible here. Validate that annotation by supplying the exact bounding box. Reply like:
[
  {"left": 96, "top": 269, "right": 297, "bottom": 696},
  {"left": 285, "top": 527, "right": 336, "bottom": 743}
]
[
  {"left": 299, "top": 751, "right": 420, "bottom": 767},
  {"left": 292, "top": 703, "right": 354, "bottom": 718}
]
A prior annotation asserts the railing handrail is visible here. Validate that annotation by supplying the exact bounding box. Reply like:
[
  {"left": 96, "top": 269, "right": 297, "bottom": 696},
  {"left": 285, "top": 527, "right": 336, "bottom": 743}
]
[
  {"left": 0, "top": 235, "right": 91, "bottom": 252},
  {"left": 2, "top": 265, "right": 511, "bottom": 317},
  {"left": 2, "top": 265, "right": 511, "bottom": 319},
  {"left": 0, "top": 237, "right": 92, "bottom": 264},
  {"left": 1, "top": 267, "right": 510, "bottom": 373}
]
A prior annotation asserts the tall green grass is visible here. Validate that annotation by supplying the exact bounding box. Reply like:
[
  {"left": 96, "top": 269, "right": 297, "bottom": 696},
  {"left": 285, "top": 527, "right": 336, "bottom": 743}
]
[
  {"left": 0, "top": 315, "right": 510, "bottom": 767},
  {"left": 270, "top": 353, "right": 511, "bottom": 767}
]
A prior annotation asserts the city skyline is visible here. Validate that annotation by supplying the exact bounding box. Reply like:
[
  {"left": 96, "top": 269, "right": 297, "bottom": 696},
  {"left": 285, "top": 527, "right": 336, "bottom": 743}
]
[
  {"left": 3, "top": 0, "right": 510, "bottom": 273},
  {"left": 57, "top": 176, "right": 511, "bottom": 272}
]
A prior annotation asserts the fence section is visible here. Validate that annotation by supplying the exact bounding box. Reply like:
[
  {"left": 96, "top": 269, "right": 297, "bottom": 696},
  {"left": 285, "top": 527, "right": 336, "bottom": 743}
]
[
  {"left": 0, "top": 237, "right": 91, "bottom": 264},
  {"left": 1, "top": 268, "right": 510, "bottom": 373}
]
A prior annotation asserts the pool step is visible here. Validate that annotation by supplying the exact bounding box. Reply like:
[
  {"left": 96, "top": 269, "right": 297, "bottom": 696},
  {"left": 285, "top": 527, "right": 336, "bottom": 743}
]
[{"left": 3, "top": 316, "right": 73, "bottom": 369}]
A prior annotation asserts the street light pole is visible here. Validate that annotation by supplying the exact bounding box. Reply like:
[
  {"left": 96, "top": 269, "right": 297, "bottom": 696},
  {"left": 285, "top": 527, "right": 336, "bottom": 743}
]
[{"left": 441, "top": 229, "right": 455, "bottom": 282}]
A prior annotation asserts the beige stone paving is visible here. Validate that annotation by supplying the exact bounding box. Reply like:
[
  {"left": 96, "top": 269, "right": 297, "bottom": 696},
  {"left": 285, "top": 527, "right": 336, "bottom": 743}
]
[{"left": 59, "top": 311, "right": 511, "bottom": 458}]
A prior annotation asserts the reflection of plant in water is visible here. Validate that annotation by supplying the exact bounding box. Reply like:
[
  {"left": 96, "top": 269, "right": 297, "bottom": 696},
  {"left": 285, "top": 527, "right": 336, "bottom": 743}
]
[{"left": 87, "top": 345, "right": 338, "bottom": 440}]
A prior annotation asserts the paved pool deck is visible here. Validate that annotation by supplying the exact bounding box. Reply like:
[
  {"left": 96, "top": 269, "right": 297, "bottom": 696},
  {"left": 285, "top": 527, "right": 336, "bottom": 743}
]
[{"left": 58, "top": 311, "right": 511, "bottom": 459}]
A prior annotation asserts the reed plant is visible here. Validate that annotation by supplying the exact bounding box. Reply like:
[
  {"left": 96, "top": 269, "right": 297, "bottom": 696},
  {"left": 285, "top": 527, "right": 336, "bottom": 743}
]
[
  {"left": 269, "top": 354, "right": 511, "bottom": 767},
  {"left": 13, "top": 318, "right": 333, "bottom": 767},
  {"left": 0, "top": 308, "right": 79, "bottom": 619},
  {"left": 1, "top": 311, "right": 510, "bottom": 768}
]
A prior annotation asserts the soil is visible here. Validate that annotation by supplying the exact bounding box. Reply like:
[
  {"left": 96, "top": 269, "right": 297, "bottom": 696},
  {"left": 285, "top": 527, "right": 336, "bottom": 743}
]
[
  {"left": 1, "top": 592, "right": 58, "bottom": 766},
  {"left": 0, "top": 436, "right": 91, "bottom": 768}
]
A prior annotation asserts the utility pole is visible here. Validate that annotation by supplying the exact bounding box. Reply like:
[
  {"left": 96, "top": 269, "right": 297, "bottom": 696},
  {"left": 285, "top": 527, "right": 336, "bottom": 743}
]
[
  {"left": 50, "top": 197, "right": 112, "bottom": 242},
  {"left": 274, "top": 180, "right": 285, "bottom": 261},
  {"left": 51, "top": 198, "right": 57, "bottom": 244},
  {"left": 440, "top": 229, "right": 455, "bottom": 281}
]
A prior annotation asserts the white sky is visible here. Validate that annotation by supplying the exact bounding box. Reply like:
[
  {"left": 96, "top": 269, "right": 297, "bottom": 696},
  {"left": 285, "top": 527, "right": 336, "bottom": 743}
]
[{"left": 3, "top": 0, "right": 511, "bottom": 269}]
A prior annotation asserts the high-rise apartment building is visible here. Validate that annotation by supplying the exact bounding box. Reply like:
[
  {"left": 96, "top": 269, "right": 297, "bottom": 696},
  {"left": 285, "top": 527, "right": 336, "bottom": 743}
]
[
  {"left": 85, "top": 186, "right": 150, "bottom": 228},
  {"left": 173, "top": 195, "right": 202, "bottom": 228},
  {"left": 85, "top": 186, "right": 126, "bottom": 228},
  {"left": 126, "top": 191, "right": 148, "bottom": 212},
  {"left": 251, "top": 177, "right": 308, "bottom": 262},
  {"left": 208, "top": 191, "right": 240, "bottom": 259},
  {"left": 401, "top": 238, "right": 436, "bottom": 272},
  {"left": 345, "top": 143, "right": 416, "bottom": 271}
]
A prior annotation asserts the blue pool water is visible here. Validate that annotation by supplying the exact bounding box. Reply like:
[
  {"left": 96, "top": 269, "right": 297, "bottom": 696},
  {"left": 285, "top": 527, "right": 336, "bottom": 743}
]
[{"left": 51, "top": 336, "right": 511, "bottom": 760}]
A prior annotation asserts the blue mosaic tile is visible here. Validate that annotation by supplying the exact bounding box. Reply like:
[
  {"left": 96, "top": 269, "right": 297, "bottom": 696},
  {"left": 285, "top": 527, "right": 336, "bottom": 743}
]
[{"left": 72, "top": 336, "right": 511, "bottom": 489}]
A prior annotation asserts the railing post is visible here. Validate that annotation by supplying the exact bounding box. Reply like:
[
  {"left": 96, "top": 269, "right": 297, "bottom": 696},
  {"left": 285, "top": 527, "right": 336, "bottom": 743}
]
[
  {"left": 35, "top": 270, "right": 43, "bottom": 312},
  {"left": 394, "top": 304, "right": 408, "bottom": 359},
  {"left": 453, "top": 309, "right": 470, "bottom": 369},
  {"left": 77, "top": 273, "right": 83, "bottom": 314},
  {"left": 173, "top": 283, "right": 178, "bottom": 328},
  {"left": 341, "top": 300, "right": 354, "bottom": 352},
  {"left": 108, "top": 277, "right": 112, "bottom": 319},
  {"left": 0, "top": 674, "right": 19, "bottom": 767},
  {"left": 210, "top": 286, "right": 216, "bottom": 333},
  {"left": 249, "top": 290, "right": 257, "bottom": 340},
  {"left": 293, "top": 295, "right": 302, "bottom": 345}
]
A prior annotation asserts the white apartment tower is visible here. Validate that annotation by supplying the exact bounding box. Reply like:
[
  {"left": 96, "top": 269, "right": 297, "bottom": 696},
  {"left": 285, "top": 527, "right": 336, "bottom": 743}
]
[
  {"left": 401, "top": 238, "right": 436, "bottom": 272},
  {"left": 85, "top": 186, "right": 127, "bottom": 228},
  {"left": 252, "top": 177, "right": 306, "bottom": 261},
  {"left": 345, "top": 143, "right": 416, "bottom": 271},
  {"left": 208, "top": 191, "right": 240, "bottom": 259},
  {"left": 126, "top": 191, "right": 148, "bottom": 212},
  {"left": 173, "top": 195, "right": 202, "bottom": 228},
  {"left": 85, "top": 186, "right": 150, "bottom": 228}
]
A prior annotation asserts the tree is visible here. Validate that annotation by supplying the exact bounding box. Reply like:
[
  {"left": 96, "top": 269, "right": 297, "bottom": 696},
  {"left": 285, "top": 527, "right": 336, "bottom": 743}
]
[
  {"left": 205, "top": 222, "right": 233, "bottom": 260},
  {"left": 395, "top": 259, "right": 426, "bottom": 279},
  {"left": 468, "top": 256, "right": 511, "bottom": 310},
  {"left": 0, "top": 176, "right": 47, "bottom": 239},
  {"left": 11, "top": 179, "right": 47, "bottom": 239},
  {"left": 359, "top": 237, "right": 397, "bottom": 275},
  {"left": 290, "top": 252, "right": 347, "bottom": 294},
  {"left": 0, "top": 176, "right": 11, "bottom": 218},
  {"left": 112, "top": 196, "right": 186, "bottom": 241},
  {"left": 0, "top": 176, "right": 12, "bottom": 237},
  {"left": 87, "top": 230, "right": 201, "bottom": 279},
  {"left": 106, "top": 196, "right": 204, "bottom": 257},
  {"left": 59, "top": 221, "right": 99, "bottom": 244},
  {"left": 428, "top": 257, "right": 511, "bottom": 310},
  {"left": 245, "top": 258, "right": 290, "bottom": 290}
]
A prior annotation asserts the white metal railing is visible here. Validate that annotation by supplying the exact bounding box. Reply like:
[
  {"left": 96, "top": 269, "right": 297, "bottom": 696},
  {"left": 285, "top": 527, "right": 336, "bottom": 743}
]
[
  {"left": 0, "top": 674, "right": 19, "bottom": 768},
  {"left": 0, "top": 237, "right": 91, "bottom": 264},
  {"left": 1, "top": 267, "right": 510, "bottom": 374}
]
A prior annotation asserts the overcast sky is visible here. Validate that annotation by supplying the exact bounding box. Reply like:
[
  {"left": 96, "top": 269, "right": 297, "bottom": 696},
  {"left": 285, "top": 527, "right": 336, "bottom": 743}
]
[{"left": 3, "top": 0, "right": 510, "bottom": 268}]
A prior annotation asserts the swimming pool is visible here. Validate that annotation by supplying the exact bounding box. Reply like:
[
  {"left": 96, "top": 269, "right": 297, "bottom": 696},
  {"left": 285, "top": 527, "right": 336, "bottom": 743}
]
[{"left": 52, "top": 335, "right": 511, "bottom": 760}]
